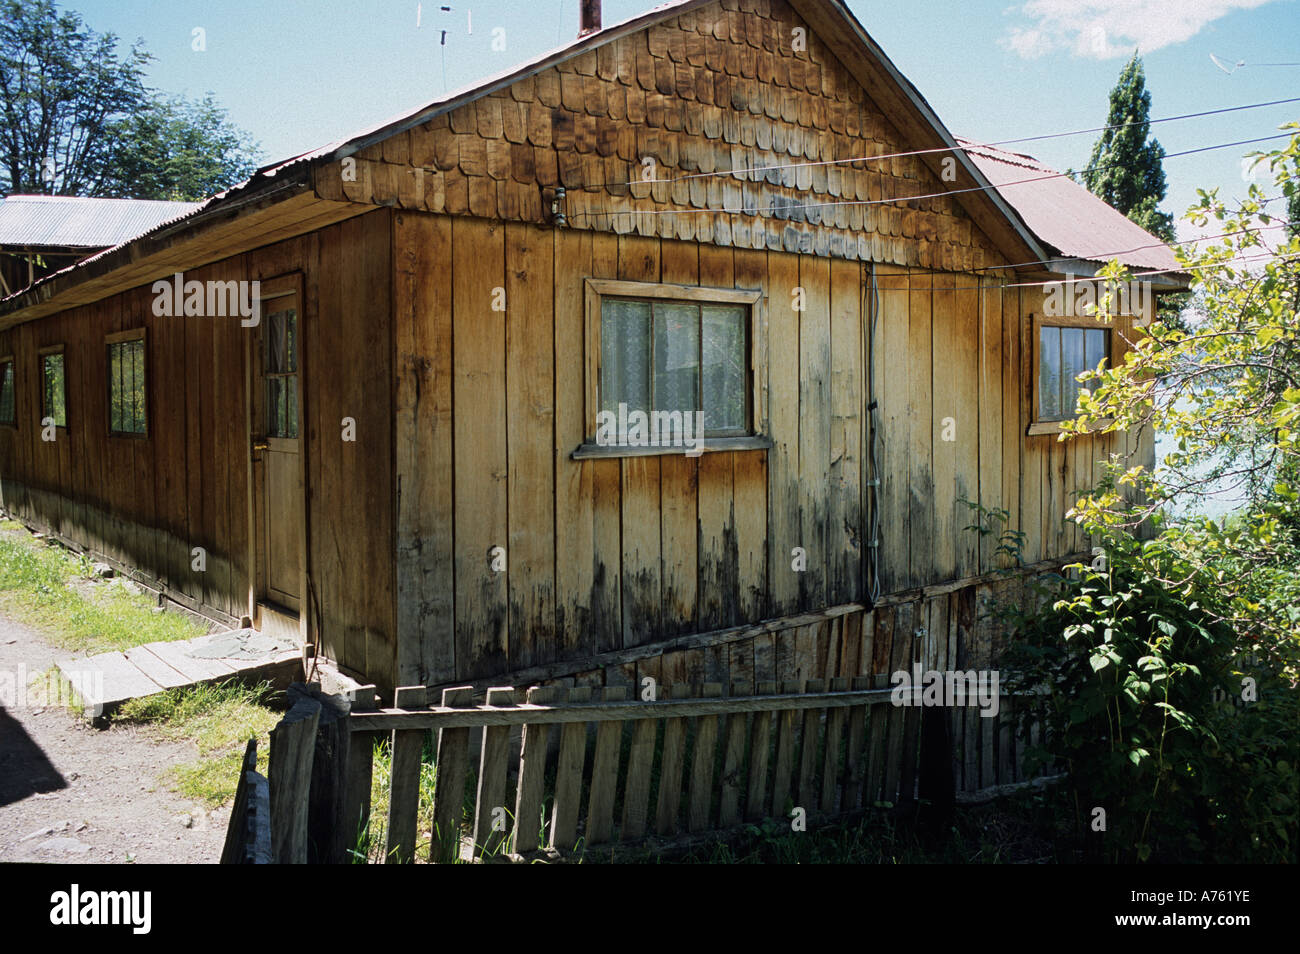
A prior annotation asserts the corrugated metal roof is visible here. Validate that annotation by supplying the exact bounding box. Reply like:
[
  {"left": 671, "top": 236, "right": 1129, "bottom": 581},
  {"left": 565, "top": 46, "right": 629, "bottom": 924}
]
[
  {"left": 957, "top": 138, "right": 1184, "bottom": 275},
  {"left": 0, "top": 194, "right": 201, "bottom": 249}
]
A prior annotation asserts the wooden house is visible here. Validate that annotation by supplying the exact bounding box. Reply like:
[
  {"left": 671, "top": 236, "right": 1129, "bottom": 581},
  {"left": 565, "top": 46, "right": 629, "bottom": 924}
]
[{"left": 0, "top": 0, "right": 1184, "bottom": 698}]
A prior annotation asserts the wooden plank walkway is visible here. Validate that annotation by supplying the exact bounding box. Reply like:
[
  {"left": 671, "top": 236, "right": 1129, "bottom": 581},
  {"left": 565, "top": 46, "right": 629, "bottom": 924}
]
[{"left": 57, "top": 628, "right": 301, "bottom": 718}]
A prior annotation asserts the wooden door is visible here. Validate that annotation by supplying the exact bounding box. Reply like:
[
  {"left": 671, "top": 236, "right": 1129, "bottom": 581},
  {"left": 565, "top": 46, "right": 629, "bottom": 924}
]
[{"left": 250, "top": 279, "right": 305, "bottom": 616}]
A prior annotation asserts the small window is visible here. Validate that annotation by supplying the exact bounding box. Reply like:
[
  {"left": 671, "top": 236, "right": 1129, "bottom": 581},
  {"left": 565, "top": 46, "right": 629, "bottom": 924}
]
[
  {"left": 107, "top": 332, "right": 147, "bottom": 436},
  {"left": 583, "top": 280, "right": 763, "bottom": 457},
  {"left": 1037, "top": 324, "right": 1108, "bottom": 422},
  {"left": 601, "top": 297, "right": 749, "bottom": 437},
  {"left": 40, "top": 348, "right": 67, "bottom": 428},
  {"left": 0, "top": 357, "right": 14, "bottom": 427}
]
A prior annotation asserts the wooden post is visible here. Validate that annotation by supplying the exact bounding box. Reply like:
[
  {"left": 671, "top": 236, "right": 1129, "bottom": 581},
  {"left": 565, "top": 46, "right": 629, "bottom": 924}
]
[
  {"left": 268, "top": 693, "right": 322, "bottom": 864},
  {"left": 220, "top": 739, "right": 271, "bottom": 864},
  {"left": 279, "top": 684, "right": 356, "bottom": 865}
]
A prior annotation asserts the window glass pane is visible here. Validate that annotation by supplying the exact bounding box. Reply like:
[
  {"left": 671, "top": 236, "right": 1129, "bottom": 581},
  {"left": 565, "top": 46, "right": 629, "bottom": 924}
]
[
  {"left": 44, "top": 354, "right": 66, "bottom": 427},
  {"left": 109, "top": 344, "right": 123, "bottom": 432},
  {"left": 266, "top": 377, "right": 284, "bottom": 437},
  {"left": 652, "top": 302, "right": 699, "bottom": 419},
  {"left": 1038, "top": 326, "right": 1061, "bottom": 420},
  {"left": 702, "top": 305, "right": 746, "bottom": 433},
  {"left": 131, "top": 339, "right": 146, "bottom": 433},
  {"left": 266, "top": 309, "right": 286, "bottom": 373},
  {"left": 285, "top": 309, "right": 298, "bottom": 372},
  {"left": 601, "top": 299, "right": 651, "bottom": 416},
  {"left": 286, "top": 376, "right": 299, "bottom": 439},
  {"left": 1085, "top": 328, "right": 1107, "bottom": 372},
  {"left": 1, "top": 362, "right": 15, "bottom": 424},
  {"left": 1063, "top": 327, "right": 1087, "bottom": 415}
]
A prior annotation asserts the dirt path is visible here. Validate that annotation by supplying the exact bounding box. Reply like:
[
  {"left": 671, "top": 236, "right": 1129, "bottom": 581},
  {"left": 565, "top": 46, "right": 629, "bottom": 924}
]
[{"left": 0, "top": 615, "right": 228, "bottom": 864}]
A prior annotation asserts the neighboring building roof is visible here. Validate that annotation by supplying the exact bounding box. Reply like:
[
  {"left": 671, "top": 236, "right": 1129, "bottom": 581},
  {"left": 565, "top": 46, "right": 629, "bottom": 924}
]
[
  {"left": 958, "top": 139, "right": 1184, "bottom": 277},
  {"left": 0, "top": 194, "right": 201, "bottom": 250}
]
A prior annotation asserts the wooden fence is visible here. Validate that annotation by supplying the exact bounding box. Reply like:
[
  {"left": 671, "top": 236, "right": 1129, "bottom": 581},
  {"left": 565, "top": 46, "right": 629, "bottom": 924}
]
[{"left": 339, "top": 676, "right": 1048, "bottom": 863}]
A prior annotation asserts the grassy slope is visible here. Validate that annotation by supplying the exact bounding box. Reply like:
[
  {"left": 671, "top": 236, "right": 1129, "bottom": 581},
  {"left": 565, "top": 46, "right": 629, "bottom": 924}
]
[
  {"left": 0, "top": 519, "right": 206, "bottom": 654},
  {"left": 0, "top": 517, "right": 282, "bottom": 809}
]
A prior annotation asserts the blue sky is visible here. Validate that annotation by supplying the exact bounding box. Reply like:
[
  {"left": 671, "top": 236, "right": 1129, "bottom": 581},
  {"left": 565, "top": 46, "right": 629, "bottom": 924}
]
[{"left": 70, "top": 0, "right": 1300, "bottom": 243}]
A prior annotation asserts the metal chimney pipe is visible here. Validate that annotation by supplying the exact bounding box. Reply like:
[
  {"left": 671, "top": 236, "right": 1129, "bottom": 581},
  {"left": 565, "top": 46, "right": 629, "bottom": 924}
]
[{"left": 579, "top": 0, "right": 601, "bottom": 36}]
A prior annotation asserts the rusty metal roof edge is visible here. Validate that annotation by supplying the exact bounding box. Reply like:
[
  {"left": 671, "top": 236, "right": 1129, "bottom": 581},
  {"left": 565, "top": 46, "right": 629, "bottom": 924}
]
[{"left": 0, "top": 171, "right": 312, "bottom": 320}]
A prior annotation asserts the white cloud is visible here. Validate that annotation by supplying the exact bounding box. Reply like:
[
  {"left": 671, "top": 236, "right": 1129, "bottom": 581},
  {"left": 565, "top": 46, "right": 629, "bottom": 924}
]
[{"left": 1004, "top": 0, "right": 1280, "bottom": 59}]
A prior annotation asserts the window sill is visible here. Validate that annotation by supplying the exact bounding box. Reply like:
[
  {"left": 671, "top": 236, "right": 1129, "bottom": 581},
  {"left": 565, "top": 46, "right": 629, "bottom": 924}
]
[
  {"left": 1026, "top": 418, "right": 1114, "bottom": 437},
  {"left": 572, "top": 435, "right": 774, "bottom": 460}
]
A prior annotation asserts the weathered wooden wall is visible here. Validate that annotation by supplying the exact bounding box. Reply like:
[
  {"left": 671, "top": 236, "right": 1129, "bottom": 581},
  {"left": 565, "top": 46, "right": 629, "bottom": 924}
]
[
  {"left": 0, "top": 209, "right": 397, "bottom": 688},
  {"left": 392, "top": 212, "right": 1150, "bottom": 688}
]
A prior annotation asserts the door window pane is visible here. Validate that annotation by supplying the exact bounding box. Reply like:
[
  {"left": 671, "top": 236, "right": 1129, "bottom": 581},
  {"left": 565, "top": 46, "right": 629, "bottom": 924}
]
[
  {"left": 264, "top": 306, "right": 299, "bottom": 438},
  {"left": 42, "top": 353, "right": 66, "bottom": 428}
]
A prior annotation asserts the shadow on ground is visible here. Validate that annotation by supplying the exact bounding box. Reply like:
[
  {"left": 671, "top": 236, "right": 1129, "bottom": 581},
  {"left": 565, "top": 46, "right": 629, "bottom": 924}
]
[{"left": 0, "top": 706, "right": 67, "bottom": 807}]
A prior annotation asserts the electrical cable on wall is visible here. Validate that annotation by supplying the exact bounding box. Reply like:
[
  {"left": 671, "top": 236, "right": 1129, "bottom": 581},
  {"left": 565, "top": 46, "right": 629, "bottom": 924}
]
[{"left": 865, "top": 261, "right": 882, "bottom": 605}]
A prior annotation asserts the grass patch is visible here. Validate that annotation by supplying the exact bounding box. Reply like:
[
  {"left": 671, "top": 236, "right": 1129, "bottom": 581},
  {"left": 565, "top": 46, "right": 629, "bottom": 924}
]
[
  {"left": 23, "top": 665, "right": 87, "bottom": 718},
  {"left": 118, "top": 679, "right": 282, "bottom": 808},
  {"left": 0, "top": 519, "right": 206, "bottom": 655}
]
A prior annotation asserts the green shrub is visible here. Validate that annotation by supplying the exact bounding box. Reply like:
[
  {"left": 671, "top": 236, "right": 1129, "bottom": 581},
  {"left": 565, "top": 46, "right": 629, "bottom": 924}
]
[{"left": 1003, "top": 533, "right": 1299, "bottom": 863}]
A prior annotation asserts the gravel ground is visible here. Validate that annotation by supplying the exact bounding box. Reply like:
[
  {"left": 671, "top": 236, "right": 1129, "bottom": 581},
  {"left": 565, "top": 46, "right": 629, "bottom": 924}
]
[{"left": 0, "top": 615, "right": 228, "bottom": 864}]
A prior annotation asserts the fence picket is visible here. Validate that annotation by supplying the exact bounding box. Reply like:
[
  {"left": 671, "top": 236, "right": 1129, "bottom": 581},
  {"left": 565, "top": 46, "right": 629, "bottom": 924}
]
[
  {"left": 586, "top": 686, "right": 629, "bottom": 845},
  {"left": 687, "top": 683, "right": 724, "bottom": 832},
  {"left": 717, "top": 683, "right": 749, "bottom": 827},
  {"left": 654, "top": 684, "right": 691, "bottom": 835},
  {"left": 842, "top": 675, "right": 870, "bottom": 811},
  {"left": 385, "top": 685, "right": 427, "bottom": 864},
  {"left": 513, "top": 686, "right": 558, "bottom": 854},
  {"left": 432, "top": 686, "right": 475, "bottom": 863},
  {"left": 620, "top": 712, "right": 658, "bottom": 841},
  {"left": 821, "top": 676, "right": 849, "bottom": 813},
  {"left": 550, "top": 686, "right": 591, "bottom": 851},
  {"left": 769, "top": 680, "right": 801, "bottom": 818},
  {"left": 473, "top": 687, "right": 516, "bottom": 858},
  {"left": 864, "top": 673, "right": 889, "bottom": 806},
  {"left": 998, "top": 697, "right": 1015, "bottom": 785},
  {"left": 341, "top": 686, "right": 377, "bottom": 859},
  {"left": 797, "top": 678, "right": 824, "bottom": 813},
  {"left": 744, "top": 681, "right": 777, "bottom": 823}
]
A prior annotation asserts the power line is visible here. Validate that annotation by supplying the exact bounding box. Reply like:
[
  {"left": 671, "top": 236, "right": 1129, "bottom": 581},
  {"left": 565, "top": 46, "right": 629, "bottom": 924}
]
[
  {"left": 602, "top": 95, "right": 1300, "bottom": 189},
  {"left": 570, "top": 132, "right": 1297, "bottom": 224}
]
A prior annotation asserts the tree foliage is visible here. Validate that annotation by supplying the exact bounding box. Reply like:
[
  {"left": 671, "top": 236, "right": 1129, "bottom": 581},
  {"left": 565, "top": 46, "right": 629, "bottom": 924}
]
[
  {"left": 1082, "top": 54, "right": 1175, "bottom": 243},
  {"left": 0, "top": 0, "right": 260, "bottom": 200}
]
